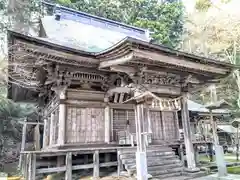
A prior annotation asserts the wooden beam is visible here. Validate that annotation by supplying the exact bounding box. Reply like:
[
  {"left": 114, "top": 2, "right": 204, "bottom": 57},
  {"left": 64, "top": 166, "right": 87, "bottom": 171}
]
[
  {"left": 18, "top": 121, "right": 44, "bottom": 125},
  {"left": 93, "top": 150, "right": 100, "bottom": 178},
  {"left": 133, "top": 49, "right": 229, "bottom": 75},
  {"left": 99, "top": 52, "right": 134, "bottom": 68},
  {"left": 65, "top": 152, "right": 72, "bottom": 180},
  {"left": 36, "top": 161, "right": 118, "bottom": 174},
  {"left": 65, "top": 100, "right": 106, "bottom": 108}
]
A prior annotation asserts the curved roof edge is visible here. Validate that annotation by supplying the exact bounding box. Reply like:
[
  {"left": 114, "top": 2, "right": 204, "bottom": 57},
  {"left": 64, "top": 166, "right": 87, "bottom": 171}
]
[{"left": 8, "top": 30, "right": 238, "bottom": 71}]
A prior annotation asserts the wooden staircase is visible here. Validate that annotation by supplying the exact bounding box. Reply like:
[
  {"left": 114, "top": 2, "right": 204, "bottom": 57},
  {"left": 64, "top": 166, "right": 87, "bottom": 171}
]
[{"left": 118, "top": 146, "right": 184, "bottom": 179}]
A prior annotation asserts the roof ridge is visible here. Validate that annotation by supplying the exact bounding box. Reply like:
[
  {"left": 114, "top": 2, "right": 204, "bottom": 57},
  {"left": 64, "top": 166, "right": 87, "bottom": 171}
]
[{"left": 42, "top": 1, "right": 149, "bottom": 35}]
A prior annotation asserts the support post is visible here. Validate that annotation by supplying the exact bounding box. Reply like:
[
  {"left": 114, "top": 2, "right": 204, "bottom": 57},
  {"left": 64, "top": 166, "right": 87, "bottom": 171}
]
[
  {"left": 43, "top": 117, "right": 49, "bottom": 149},
  {"left": 49, "top": 102, "right": 55, "bottom": 146},
  {"left": 179, "top": 144, "right": 184, "bottom": 163},
  {"left": 65, "top": 152, "right": 72, "bottom": 180},
  {"left": 56, "top": 87, "right": 67, "bottom": 146},
  {"left": 135, "top": 103, "right": 148, "bottom": 180},
  {"left": 104, "top": 97, "right": 111, "bottom": 143},
  {"left": 84, "top": 154, "right": 89, "bottom": 164},
  {"left": 19, "top": 118, "right": 27, "bottom": 169},
  {"left": 117, "top": 150, "right": 123, "bottom": 177},
  {"left": 27, "top": 154, "right": 32, "bottom": 180},
  {"left": 194, "top": 144, "right": 199, "bottom": 165},
  {"left": 181, "top": 93, "right": 198, "bottom": 171},
  {"left": 32, "top": 154, "right": 36, "bottom": 180},
  {"left": 57, "top": 156, "right": 65, "bottom": 167},
  {"left": 93, "top": 150, "right": 100, "bottom": 179},
  {"left": 237, "top": 125, "right": 239, "bottom": 161},
  {"left": 210, "top": 109, "right": 227, "bottom": 177},
  {"left": 23, "top": 154, "right": 28, "bottom": 178}
]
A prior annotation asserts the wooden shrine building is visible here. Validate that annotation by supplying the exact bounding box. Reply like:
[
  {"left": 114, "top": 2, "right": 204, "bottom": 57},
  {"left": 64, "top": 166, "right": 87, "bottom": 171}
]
[{"left": 7, "top": 2, "right": 238, "bottom": 180}]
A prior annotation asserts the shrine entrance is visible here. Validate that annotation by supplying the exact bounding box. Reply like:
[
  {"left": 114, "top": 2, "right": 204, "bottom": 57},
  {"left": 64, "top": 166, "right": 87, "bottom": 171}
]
[
  {"left": 150, "top": 111, "right": 164, "bottom": 141},
  {"left": 109, "top": 91, "right": 181, "bottom": 145}
]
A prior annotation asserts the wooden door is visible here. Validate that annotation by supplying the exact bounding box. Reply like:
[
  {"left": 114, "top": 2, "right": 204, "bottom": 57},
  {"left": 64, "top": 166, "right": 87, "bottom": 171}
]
[
  {"left": 112, "top": 109, "right": 135, "bottom": 141},
  {"left": 162, "top": 111, "right": 179, "bottom": 140},
  {"left": 150, "top": 111, "right": 164, "bottom": 141},
  {"left": 66, "top": 107, "right": 105, "bottom": 143}
]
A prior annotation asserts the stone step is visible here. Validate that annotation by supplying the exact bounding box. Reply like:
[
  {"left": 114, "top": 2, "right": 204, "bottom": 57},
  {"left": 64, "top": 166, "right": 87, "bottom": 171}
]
[
  {"left": 119, "top": 147, "right": 172, "bottom": 154},
  {"left": 161, "top": 175, "right": 190, "bottom": 180},
  {"left": 120, "top": 151, "right": 175, "bottom": 159},
  {"left": 154, "top": 172, "right": 183, "bottom": 179},
  {"left": 148, "top": 162, "right": 183, "bottom": 171},
  {"left": 126, "top": 160, "right": 183, "bottom": 172},
  {"left": 149, "top": 167, "right": 183, "bottom": 176},
  {"left": 122, "top": 155, "right": 181, "bottom": 167}
]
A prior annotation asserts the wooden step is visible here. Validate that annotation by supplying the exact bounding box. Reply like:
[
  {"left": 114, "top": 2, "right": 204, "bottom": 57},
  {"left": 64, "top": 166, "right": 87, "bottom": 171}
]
[{"left": 154, "top": 172, "right": 183, "bottom": 179}]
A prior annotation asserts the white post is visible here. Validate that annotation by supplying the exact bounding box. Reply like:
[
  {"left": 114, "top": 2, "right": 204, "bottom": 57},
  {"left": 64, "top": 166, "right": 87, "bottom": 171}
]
[
  {"left": 104, "top": 97, "right": 111, "bottom": 143},
  {"left": 135, "top": 103, "right": 148, "bottom": 180},
  {"left": 210, "top": 109, "right": 227, "bottom": 177},
  {"left": 49, "top": 105, "right": 55, "bottom": 146},
  {"left": 58, "top": 89, "right": 66, "bottom": 145},
  {"left": 42, "top": 118, "right": 48, "bottom": 149},
  {"left": 181, "top": 93, "right": 198, "bottom": 171}
]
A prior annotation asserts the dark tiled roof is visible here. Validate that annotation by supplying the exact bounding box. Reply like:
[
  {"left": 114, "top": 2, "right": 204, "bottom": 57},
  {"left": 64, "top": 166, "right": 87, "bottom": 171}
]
[{"left": 41, "top": 2, "right": 150, "bottom": 52}]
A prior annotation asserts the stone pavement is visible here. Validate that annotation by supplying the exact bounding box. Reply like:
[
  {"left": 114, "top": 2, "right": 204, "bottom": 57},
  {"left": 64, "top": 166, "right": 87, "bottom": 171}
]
[{"left": 192, "top": 174, "right": 240, "bottom": 180}]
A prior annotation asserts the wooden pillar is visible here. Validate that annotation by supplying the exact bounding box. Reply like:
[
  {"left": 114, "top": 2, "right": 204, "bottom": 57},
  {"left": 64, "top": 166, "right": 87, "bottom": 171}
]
[
  {"left": 57, "top": 156, "right": 65, "bottom": 167},
  {"left": 27, "top": 154, "right": 33, "bottom": 180},
  {"left": 181, "top": 93, "right": 197, "bottom": 170},
  {"left": 58, "top": 88, "right": 66, "bottom": 145},
  {"left": 135, "top": 103, "right": 146, "bottom": 152},
  {"left": 210, "top": 110, "right": 219, "bottom": 145},
  {"left": 42, "top": 118, "right": 48, "bottom": 149},
  {"left": 32, "top": 154, "right": 36, "bottom": 180},
  {"left": 194, "top": 144, "right": 199, "bottom": 165},
  {"left": 84, "top": 154, "right": 89, "bottom": 164},
  {"left": 179, "top": 144, "right": 184, "bottom": 163},
  {"left": 49, "top": 109, "right": 55, "bottom": 146},
  {"left": 93, "top": 150, "right": 100, "bottom": 178},
  {"left": 104, "top": 97, "right": 111, "bottom": 143},
  {"left": 117, "top": 150, "right": 123, "bottom": 177},
  {"left": 65, "top": 152, "right": 72, "bottom": 180},
  {"left": 135, "top": 103, "right": 148, "bottom": 180},
  {"left": 19, "top": 118, "right": 27, "bottom": 169},
  {"left": 23, "top": 154, "right": 28, "bottom": 178}
]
